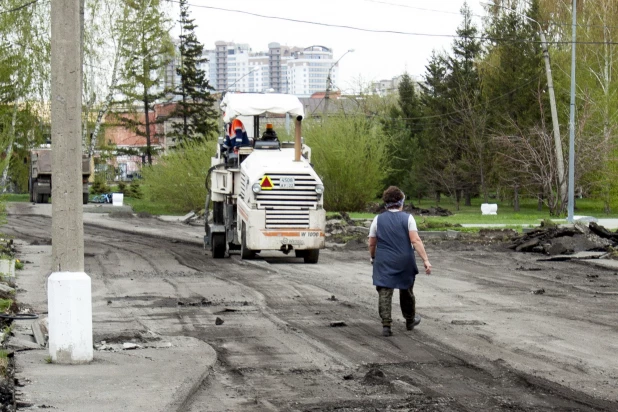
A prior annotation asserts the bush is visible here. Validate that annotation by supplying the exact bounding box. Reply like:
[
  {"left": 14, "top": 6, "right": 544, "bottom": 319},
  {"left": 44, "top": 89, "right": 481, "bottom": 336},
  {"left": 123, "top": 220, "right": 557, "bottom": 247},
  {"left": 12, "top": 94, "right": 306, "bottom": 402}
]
[
  {"left": 91, "top": 174, "right": 110, "bottom": 194},
  {"left": 127, "top": 182, "right": 143, "bottom": 199},
  {"left": 303, "top": 116, "right": 390, "bottom": 211},
  {"left": 140, "top": 141, "right": 216, "bottom": 213},
  {"left": 113, "top": 181, "right": 143, "bottom": 199}
]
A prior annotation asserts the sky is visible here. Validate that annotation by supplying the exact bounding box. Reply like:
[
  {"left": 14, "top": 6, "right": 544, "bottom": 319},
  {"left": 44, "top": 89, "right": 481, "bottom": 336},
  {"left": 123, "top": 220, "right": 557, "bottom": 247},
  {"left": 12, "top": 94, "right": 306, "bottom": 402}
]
[{"left": 170, "top": 0, "right": 487, "bottom": 93}]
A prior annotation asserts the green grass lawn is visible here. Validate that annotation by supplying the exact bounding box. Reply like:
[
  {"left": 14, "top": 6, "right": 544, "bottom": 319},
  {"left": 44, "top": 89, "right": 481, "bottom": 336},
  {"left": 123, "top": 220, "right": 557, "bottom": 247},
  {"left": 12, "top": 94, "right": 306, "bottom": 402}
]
[
  {"left": 343, "top": 196, "right": 618, "bottom": 226},
  {"left": 5, "top": 187, "right": 617, "bottom": 225},
  {"left": 0, "top": 187, "right": 186, "bottom": 216},
  {"left": 0, "top": 194, "right": 29, "bottom": 202},
  {"left": 122, "top": 195, "right": 187, "bottom": 216},
  {"left": 111, "top": 184, "right": 188, "bottom": 216}
]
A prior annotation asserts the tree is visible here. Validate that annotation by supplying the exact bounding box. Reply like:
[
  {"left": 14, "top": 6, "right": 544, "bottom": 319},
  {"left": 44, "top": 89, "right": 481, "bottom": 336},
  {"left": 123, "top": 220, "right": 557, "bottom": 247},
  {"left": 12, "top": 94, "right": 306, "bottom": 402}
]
[
  {"left": 304, "top": 115, "right": 390, "bottom": 211},
  {"left": 83, "top": 0, "right": 131, "bottom": 158},
  {"left": 482, "top": 0, "right": 550, "bottom": 210},
  {"left": 425, "top": 3, "right": 487, "bottom": 209},
  {"left": 168, "top": 0, "right": 217, "bottom": 144},
  {"left": 382, "top": 73, "right": 427, "bottom": 200},
  {"left": 0, "top": 0, "right": 49, "bottom": 192},
  {"left": 418, "top": 51, "right": 449, "bottom": 202},
  {"left": 115, "top": 0, "right": 173, "bottom": 165},
  {"left": 571, "top": 0, "right": 618, "bottom": 213},
  {"left": 483, "top": 0, "right": 545, "bottom": 131}
]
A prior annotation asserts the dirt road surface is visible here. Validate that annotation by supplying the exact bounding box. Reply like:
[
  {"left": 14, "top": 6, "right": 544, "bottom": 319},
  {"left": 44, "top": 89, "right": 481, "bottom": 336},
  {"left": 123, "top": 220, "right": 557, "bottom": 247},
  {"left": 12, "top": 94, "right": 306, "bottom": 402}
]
[{"left": 4, "top": 203, "right": 618, "bottom": 411}]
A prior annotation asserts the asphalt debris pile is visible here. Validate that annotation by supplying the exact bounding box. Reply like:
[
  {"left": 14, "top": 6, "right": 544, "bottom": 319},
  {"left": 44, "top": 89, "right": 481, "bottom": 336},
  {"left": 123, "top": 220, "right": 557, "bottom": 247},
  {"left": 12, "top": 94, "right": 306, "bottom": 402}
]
[
  {"left": 325, "top": 214, "right": 370, "bottom": 250},
  {"left": 509, "top": 221, "right": 618, "bottom": 256},
  {"left": 366, "top": 203, "right": 452, "bottom": 216}
]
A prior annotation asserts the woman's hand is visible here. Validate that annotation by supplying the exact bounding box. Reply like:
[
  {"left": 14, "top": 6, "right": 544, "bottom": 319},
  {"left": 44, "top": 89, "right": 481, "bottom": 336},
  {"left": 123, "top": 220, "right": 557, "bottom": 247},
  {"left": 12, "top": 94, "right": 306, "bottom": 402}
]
[{"left": 423, "top": 260, "right": 432, "bottom": 275}]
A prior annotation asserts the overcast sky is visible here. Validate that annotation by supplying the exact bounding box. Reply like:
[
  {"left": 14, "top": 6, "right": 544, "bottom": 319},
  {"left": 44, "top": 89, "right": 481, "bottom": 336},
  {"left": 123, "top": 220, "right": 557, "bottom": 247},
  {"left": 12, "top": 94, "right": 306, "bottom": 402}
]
[{"left": 170, "top": 0, "right": 486, "bottom": 92}]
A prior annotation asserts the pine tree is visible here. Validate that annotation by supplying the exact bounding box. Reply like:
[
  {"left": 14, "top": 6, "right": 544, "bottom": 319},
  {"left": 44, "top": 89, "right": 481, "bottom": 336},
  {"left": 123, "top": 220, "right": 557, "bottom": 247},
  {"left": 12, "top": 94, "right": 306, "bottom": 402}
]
[
  {"left": 482, "top": 0, "right": 547, "bottom": 211},
  {"left": 438, "top": 3, "right": 487, "bottom": 207},
  {"left": 419, "top": 51, "right": 448, "bottom": 115},
  {"left": 418, "top": 51, "right": 450, "bottom": 201},
  {"left": 115, "top": 0, "right": 173, "bottom": 165},
  {"left": 169, "top": 0, "right": 217, "bottom": 144},
  {"left": 394, "top": 73, "right": 426, "bottom": 199},
  {"left": 448, "top": 3, "right": 482, "bottom": 98},
  {"left": 482, "top": 0, "right": 545, "bottom": 130}
]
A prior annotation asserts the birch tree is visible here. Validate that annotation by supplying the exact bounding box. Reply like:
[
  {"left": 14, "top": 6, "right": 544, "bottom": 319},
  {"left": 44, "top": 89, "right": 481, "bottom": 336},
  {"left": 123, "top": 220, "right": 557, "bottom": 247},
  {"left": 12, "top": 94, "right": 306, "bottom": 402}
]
[
  {"left": 83, "top": 0, "right": 131, "bottom": 157},
  {"left": 576, "top": 0, "right": 618, "bottom": 212},
  {"left": 0, "top": 0, "right": 49, "bottom": 192}
]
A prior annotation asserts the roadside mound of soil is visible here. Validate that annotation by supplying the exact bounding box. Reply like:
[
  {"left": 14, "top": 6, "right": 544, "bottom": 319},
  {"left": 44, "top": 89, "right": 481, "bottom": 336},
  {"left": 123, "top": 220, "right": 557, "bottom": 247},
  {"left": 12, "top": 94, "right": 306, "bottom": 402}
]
[
  {"left": 366, "top": 203, "right": 452, "bottom": 216},
  {"left": 510, "top": 222, "right": 618, "bottom": 255}
]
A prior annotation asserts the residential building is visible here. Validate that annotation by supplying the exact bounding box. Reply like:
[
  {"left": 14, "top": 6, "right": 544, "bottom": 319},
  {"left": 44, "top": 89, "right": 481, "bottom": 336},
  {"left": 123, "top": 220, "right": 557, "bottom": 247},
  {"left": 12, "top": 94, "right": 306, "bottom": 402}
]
[
  {"left": 163, "top": 40, "right": 344, "bottom": 98},
  {"left": 287, "top": 45, "right": 337, "bottom": 97},
  {"left": 185, "top": 41, "right": 340, "bottom": 97},
  {"left": 371, "top": 76, "right": 404, "bottom": 96}
]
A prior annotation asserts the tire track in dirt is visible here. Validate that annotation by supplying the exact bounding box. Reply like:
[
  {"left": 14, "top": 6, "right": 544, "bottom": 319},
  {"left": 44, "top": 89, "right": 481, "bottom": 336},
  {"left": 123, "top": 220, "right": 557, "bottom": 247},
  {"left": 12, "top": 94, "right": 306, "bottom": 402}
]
[
  {"left": 4, "top": 213, "right": 617, "bottom": 411},
  {"left": 165, "top": 245, "right": 616, "bottom": 411}
]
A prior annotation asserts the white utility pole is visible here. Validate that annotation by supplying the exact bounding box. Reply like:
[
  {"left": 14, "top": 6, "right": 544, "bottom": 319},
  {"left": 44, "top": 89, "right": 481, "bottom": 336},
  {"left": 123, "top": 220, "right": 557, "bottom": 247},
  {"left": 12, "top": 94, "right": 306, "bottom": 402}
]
[
  {"left": 567, "top": 0, "right": 577, "bottom": 222},
  {"left": 49, "top": 0, "right": 93, "bottom": 364}
]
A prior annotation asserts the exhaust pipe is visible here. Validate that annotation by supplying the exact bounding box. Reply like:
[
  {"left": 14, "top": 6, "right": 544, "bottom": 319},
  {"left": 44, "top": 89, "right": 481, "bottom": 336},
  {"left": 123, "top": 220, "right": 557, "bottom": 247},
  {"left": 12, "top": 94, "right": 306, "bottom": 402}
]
[{"left": 294, "top": 115, "right": 303, "bottom": 162}]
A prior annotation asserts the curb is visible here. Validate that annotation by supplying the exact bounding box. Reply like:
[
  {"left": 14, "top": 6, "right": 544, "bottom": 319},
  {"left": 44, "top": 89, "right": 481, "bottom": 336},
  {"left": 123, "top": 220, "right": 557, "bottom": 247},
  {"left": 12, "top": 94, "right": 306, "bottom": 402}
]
[{"left": 165, "top": 339, "right": 218, "bottom": 412}]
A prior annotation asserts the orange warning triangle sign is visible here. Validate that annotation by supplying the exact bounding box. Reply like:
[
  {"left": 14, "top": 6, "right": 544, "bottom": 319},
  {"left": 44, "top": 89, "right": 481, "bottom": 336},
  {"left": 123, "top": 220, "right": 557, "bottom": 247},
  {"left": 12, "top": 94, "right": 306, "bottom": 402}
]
[{"left": 260, "top": 175, "right": 274, "bottom": 190}]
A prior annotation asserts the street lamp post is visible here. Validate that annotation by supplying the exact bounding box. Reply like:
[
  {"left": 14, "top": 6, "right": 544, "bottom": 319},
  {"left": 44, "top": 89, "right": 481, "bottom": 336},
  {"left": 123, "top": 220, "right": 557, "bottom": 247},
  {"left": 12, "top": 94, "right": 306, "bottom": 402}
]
[
  {"left": 483, "top": 3, "right": 567, "bottom": 211},
  {"left": 323, "top": 49, "right": 354, "bottom": 116}
]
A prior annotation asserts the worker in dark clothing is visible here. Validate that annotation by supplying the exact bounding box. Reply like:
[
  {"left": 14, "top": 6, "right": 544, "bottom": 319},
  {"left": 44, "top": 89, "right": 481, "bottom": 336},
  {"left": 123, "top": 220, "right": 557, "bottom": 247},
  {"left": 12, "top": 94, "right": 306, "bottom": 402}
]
[
  {"left": 260, "top": 123, "right": 278, "bottom": 141},
  {"left": 224, "top": 118, "right": 249, "bottom": 149},
  {"left": 368, "top": 186, "right": 432, "bottom": 337},
  {"left": 224, "top": 127, "right": 249, "bottom": 148}
]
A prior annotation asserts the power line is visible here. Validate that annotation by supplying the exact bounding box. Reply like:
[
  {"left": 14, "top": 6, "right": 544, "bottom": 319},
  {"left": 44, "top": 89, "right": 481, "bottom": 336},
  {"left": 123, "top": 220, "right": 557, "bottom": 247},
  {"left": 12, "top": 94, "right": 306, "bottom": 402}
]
[
  {"left": 172, "top": 1, "right": 618, "bottom": 46},
  {"left": 367, "top": 0, "right": 618, "bottom": 32},
  {"left": 366, "top": 0, "right": 618, "bottom": 32},
  {"left": 547, "top": 21, "right": 618, "bottom": 31},
  {"left": 360, "top": 0, "right": 467, "bottom": 17},
  {"left": 0, "top": 0, "right": 38, "bottom": 15},
  {"left": 311, "top": 73, "right": 545, "bottom": 132}
]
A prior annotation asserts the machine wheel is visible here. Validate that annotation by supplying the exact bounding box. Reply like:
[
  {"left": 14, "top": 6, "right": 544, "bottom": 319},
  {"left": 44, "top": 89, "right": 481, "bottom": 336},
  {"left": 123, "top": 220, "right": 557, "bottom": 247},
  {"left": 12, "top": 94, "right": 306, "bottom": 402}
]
[
  {"left": 303, "top": 249, "right": 320, "bottom": 264},
  {"left": 83, "top": 193, "right": 89, "bottom": 204},
  {"left": 35, "top": 192, "right": 44, "bottom": 203},
  {"left": 240, "top": 224, "right": 256, "bottom": 260},
  {"left": 212, "top": 233, "right": 226, "bottom": 259}
]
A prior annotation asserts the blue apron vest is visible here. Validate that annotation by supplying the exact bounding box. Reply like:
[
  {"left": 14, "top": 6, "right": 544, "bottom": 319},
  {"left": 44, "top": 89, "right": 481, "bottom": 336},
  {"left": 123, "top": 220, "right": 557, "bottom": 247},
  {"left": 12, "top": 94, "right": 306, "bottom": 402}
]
[{"left": 372, "top": 211, "right": 418, "bottom": 289}]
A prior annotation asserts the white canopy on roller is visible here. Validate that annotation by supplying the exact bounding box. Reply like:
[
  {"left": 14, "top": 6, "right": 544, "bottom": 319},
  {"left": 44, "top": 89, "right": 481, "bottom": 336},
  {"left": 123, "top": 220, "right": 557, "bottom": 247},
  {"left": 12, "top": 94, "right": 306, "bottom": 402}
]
[{"left": 221, "top": 93, "right": 305, "bottom": 123}]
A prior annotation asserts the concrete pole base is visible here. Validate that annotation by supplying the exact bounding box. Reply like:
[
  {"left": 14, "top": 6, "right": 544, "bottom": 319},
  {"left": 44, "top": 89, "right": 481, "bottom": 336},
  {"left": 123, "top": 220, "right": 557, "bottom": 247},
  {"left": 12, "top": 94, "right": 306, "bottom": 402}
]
[{"left": 48, "top": 272, "right": 93, "bottom": 364}]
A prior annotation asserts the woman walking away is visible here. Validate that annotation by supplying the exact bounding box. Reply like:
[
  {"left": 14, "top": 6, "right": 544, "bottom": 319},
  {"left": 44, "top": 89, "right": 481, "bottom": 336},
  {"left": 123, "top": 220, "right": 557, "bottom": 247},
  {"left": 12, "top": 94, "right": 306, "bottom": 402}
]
[{"left": 368, "top": 186, "right": 432, "bottom": 337}]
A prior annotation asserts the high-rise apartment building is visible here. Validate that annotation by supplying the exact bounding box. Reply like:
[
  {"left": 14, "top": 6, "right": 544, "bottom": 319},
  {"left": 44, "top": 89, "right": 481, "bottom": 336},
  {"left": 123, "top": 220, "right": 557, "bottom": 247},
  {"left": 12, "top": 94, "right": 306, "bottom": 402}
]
[
  {"left": 287, "top": 45, "right": 337, "bottom": 97},
  {"left": 164, "top": 41, "right": 342, "bottom": 98}
]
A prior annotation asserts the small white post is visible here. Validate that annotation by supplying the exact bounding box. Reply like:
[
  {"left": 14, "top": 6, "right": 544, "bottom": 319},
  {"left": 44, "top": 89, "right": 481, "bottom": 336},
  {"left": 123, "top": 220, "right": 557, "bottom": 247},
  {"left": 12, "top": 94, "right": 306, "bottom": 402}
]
[{"left": 48, "top": 272, "right": 93, "bottom": 363}]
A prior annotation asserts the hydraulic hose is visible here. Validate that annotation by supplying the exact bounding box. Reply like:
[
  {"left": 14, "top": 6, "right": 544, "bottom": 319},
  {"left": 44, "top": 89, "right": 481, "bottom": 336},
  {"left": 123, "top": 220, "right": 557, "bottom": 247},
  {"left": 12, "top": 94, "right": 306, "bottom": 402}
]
[{"left": 204, "top": 163, "right": 226, "bottom": 229}]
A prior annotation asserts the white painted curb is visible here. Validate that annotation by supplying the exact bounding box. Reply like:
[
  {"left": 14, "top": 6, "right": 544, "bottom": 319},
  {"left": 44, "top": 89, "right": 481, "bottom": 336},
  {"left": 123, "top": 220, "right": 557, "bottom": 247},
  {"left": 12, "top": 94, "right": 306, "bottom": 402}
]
[{"left": 48, "top": 272, "right": 93, "bottom": 364}]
